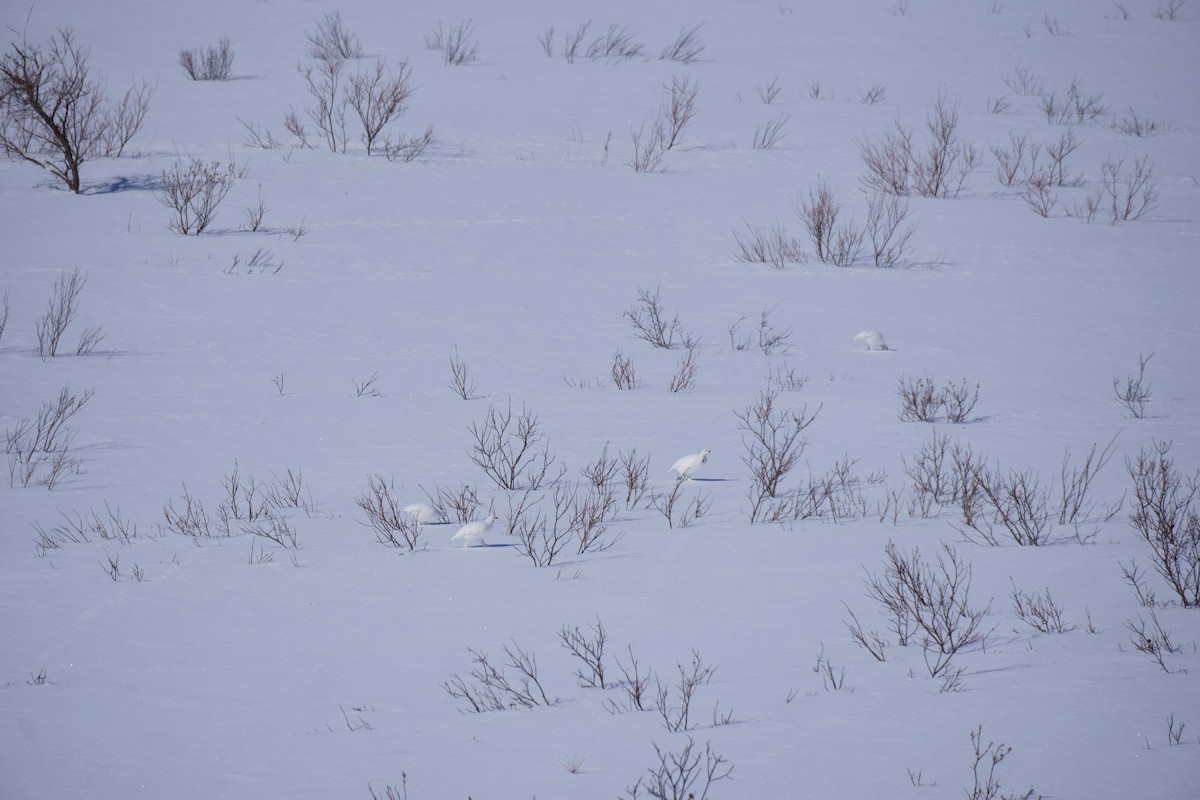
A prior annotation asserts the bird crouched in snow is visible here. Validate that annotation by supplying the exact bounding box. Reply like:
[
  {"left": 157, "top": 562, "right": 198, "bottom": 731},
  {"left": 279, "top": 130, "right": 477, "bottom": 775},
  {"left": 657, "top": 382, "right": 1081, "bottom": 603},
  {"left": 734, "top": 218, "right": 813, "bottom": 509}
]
[
  {"left": 853, "top": 330, "right": 890, "bottom": 351},
  {"left": 452, "top": 515, "right": 496, "bottom": 548},
  {"left": 669, "top": 449, "right": 711, "bottom": 481},
  {"left": 404, "top": 503, "right": 447, "bottom": 524}
]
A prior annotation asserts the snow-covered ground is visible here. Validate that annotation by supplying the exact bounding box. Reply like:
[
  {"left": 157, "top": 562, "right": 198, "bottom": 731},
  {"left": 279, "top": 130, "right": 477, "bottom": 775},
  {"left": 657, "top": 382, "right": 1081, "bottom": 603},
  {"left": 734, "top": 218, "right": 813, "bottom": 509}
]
[{"left": 2, "top": 1, "right": 1198, "bottom": 797}]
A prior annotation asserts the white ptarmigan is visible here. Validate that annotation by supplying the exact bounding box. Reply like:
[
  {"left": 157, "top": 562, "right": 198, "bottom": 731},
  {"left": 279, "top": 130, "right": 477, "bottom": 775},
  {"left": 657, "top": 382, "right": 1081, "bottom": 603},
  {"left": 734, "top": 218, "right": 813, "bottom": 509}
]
[
  {"left": 451, "top": 515, "right": 496, "bottom": 548},
  {"left": 404, "top": 503, "right": 446, "bottom": 524},
  {"left": 853, "top": 330, "right": 890, "bottom": 351},
  {"left": 669, "top": 449, "right": 711, "bottom": 480}
]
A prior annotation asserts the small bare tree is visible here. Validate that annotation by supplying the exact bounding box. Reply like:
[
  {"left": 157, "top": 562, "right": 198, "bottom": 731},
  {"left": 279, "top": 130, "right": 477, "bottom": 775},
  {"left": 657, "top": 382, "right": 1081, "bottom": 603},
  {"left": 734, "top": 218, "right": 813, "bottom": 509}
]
[
  {"left": 468, "top": 401, "right": 560, "bottom": 490},
  {"left": 5, "top": 385, "right": 93, "bottom": 489},
  {"left": 738, "top": 386, "right": 821, "bottom": 522},
  {"left": 449, "top": 346, "right": 478, "bottom": 399},
  {"left": 560, "top": 617, "right": 608, "bottom": 688},
  {"left": 346, "top": 59, "right": 415, "bottom": 156},
  {"left": 1, "top": 27, "right": 152, "bottom": 192},
  {"left": 668, "top": 348, "right": 698, "bottom": 393},
  {"left": 179, "top": 38, "right": 234, "bottom": 80},
  {"left": 1114, "top": 351, "right": 1153, "bottom": 418},
  {"left": 611, "top": 351, "right": 637, "bottom": 389},
  {"left": 660, "top": 74, "right": 699, "bottom": 150},
  {"left": 1126, "top": 440, "right": 1199, "bottom": 607},
  {"left": 624, "top": 285, "right": 692, "bottom": 349},
  {"left": 625, "top": 738, "right": 732, "bottom": 800},
  {"left": 431, "top": 20, "right": 480, "bottom": 66},
  {"left": 307, "top": 12, "right": 362, "bottom": 62},
  {"left": 33, "top": 268, "right": 86, "bottom": 360},
  {"left": 154, "top": 158, "right": 238, "bottom": 235},
  {"left": 299, "top": 56, "right": 348, "bottom": 153},
  {"left": 355, "top": 474, "right": 425, "bottom": 550},
  {"left": 659, "top": 24, "right": 705, "bottom": 63},
  {"left": 752, "top": 112, "right": 789, "bottom": 150}
]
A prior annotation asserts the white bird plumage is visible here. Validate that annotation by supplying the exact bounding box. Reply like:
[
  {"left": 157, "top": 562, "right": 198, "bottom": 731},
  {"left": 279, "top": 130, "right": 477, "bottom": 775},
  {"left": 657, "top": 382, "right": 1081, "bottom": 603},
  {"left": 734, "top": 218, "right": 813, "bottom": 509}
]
[
  {"left": 853, "top": 330, "right": 890, "bottom": 351},
  {"left": 669, "top": 449, "right": 711, "bottom": 480},
  {"left": 452, "top": 515, "right": 496, "bottom": 547},
  {"left": 404, "top": 503, "right": 446, "bottom": 524}
]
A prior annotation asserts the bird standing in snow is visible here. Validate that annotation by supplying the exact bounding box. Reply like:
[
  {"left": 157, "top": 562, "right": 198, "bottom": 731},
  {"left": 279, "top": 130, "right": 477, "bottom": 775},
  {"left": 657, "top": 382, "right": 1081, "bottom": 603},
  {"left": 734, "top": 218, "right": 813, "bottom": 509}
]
[
  {"left": 452, "top": 515, "right": 496, "bottom": 547},
  {"left": 404, "top": 503, "right": 446, "bottom": 524},
  {"left": 669, "top": 449, "right": 711, "bottom": 480},
  {"left": 853, "top": 330, "right": 890, "bottom": 351}
]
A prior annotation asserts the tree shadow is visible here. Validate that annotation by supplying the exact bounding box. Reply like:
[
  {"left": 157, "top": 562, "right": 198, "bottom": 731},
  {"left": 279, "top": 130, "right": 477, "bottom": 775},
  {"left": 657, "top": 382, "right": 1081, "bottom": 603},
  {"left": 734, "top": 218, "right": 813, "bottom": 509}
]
[{"left": 82, "top": 173, "right": 160, "bottom": 195}]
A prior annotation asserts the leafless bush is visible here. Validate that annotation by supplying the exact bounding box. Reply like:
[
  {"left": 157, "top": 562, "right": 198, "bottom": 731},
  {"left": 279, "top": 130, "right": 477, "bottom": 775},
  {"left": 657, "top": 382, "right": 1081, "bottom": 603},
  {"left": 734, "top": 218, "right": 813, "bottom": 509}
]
[
  {"left": 449, "top": 346, "right": 478, "bottom": 399},
  {"left": 605, "top": 645, "right": 653, "bottom": 713},
  {"left": 428, "top": 20, "right": 479, "bottom": 66},
  {"left": 560, "top": 23, "right": 591, "bottom": 64},
  {"left": 1152, "top": 0, "right": 1186, "bottom": 21},
  {"left": 1114, "top": 352, "right": 1153, "bottom": 418},
  {"left": 611, "top": 351, "right": 637, "bottom": 389},
  {"left": 738, "top": 386, "right": 820, "bottom": 522},
  {"left": 653, "top": 649, "right": 716, "bottom": 732},
  {"left": 858, "top": 119, "right": 913, "bottom": 195},
  {"left": 862, "top": 541, "right": 991, "bottom": 677},
  {"left": 179, "top": 37, "right": 234, "bottom": 81},
  {"left": 668, "top": 348, "right": 698, "bottom": 393},
  {"left": 353, "top": 371, "right": 382, "bottom": 397},
  {"left": 469, "top": 401, "right": 559, "bottom": 490},
  {"left": 155, "top": 158, "right": 238, "bottom": 235},
  {"left": 225, "top": 248, "right": 282, "bottom": 276},
  {"left": 241, "top": 185, "right": 267, "bottom": 231},
  {"left": 661, "top": 74, "right": 699, "bottom": 150},
  {"left": 1002, "top": 63, "right": 1043, "bottom": 96},
  {"left": 767, "top": 362, "right": 808, "bottom": 392},
  {"left": 752, "top": 112, "right": 789, "bottom": 150},
  {"left": 865, "top": 192, "right": 915, "bottom": 267},
  {"left": 1088, "top": 155, "right": 1158, "bottom": 224},
  {"left": 1057, "top": 437, "right": 1119, "bottom": 526},
  {"left": 384, "top": 125, "right": 437, "bottom": 163},
  {"left": 32, "top": 503, "right": 138, "bottom": 555},
  {"left": 442, "top": 641, "right": 552, "bottom": 712},
  {"left": 356, "top": 474, "right": 425, "bottom": 550},
  {"left": 1167, "top": 713, "right": 1188, "bottom": 745},
  {"left": 1044, "top": 128, "right": 1083, "bottom": 186},
  {"left": 244, "top": 514, "right": 298, "bottom": 549},
  {"left": 1, "top": 27, "right": 152, "bottom": 191},
  {"left": 537, "top": 26, "right": 556, "bottom": 57},
  {"left": 161, "top": 484, "right": 213, "bottom": 538},
  {"left": 33, "top": 268, "right": 86, "bottom": 359},
  {"left": 1122, "top": 559, "right": 1158, "bottom": 608},
  {"left": 1040, "top": 78, "right": 1107, "bottom": 125},
  {"left": 264, "top": 466, "right": 318, "bottom": 516},
  {"left": 731, "top": 220, "right": 799, "bottom": 269},
  {"left": 1020, "top": 171, "right": 1057, "bottom": 218},
  {"left": 660, "top": 24, "right": 705, "bottom": 63},
  {"left": 6, "top": 385, "right": 93, "bottom": 488},
  {"left": 586, "top": 24, "right": 643, "bottom": 60},
  {"left": 307, "top": 12, "right": 362, "bottom": 62},
  {"left": 1126, "top": 440, "right": 1200, "bottom": 607},
  {"left": 897, "top": 374, "right": 980, "bottom": 423},
  {"left": 0, "top": 291, "right": 9, "bottom": 344},
  {"left": 425, "top": 482, "right": 481, "bottom": 524},
  {"left": 624, "top": 286, "right": 693, "bottom": 349},
  {"left": 621, "top": 448, "right": 652, "bottom": 509},
  {"left": 912, "top": 91, "right": 982, "bottom": 198},
  {"left": 1113, "top": 107, "right": 1166, "bottom": 137},
  {"left": 346, "top": 59, "right": 415, "bottom": 155},
  {"left": 966, "top": 726, "right": 1039, "bottom": 800},
  {"left": 560, "top": 617, "right": 607, "bottom": 688},
  {"left": 1010, "top": 581, "right": 1069, "bottom": 634},
  {"left": 1109, "top": 1, "right": 1134, "bottom": 19},
  {"left": 1041, "top": 14, "right": 1069, "bottom": 35},
  {"left": 859, "top": 84, "right": 886, "bottom": 105},
  {"left": 756, "top": 76, "right": 782, "bottom": 104},
  {"left": 963, "top": 467, "right": 1055, "bottom": 546},
  {"left": 299, "top": 56, "right": 348, "bottom": 153},
  {"left": 796, "top": 178, "right": 841, "bottom": 262},
  {"left": 630, "top": 118, "right": 667, "bottom": 173},
  {"left": 624, "top": 737, "right": 732, "bottom": 800},
  {"left": 986, "top": 95, "right": 1012, "bottom": 115},
  {"left": 218, "top": 461, "right": 271, "bottom": 525},
  {"left": 1125, "top": 608, "right": 1181, "bottom": 672}
]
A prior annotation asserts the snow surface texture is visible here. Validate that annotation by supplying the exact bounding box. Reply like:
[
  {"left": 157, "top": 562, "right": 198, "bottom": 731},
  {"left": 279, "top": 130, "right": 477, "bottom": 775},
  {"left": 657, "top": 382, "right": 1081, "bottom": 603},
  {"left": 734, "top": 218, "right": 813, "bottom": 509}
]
[{"left": 2, "top": 1, "right": 1199, "bottom": 798}]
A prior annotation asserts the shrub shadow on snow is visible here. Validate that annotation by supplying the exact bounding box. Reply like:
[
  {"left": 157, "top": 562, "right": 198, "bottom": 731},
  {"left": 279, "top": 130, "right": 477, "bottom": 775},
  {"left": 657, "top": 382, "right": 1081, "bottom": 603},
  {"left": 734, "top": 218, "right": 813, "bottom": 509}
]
[{"left": 82, "top": 174, "right": 160, "bottom": 195}]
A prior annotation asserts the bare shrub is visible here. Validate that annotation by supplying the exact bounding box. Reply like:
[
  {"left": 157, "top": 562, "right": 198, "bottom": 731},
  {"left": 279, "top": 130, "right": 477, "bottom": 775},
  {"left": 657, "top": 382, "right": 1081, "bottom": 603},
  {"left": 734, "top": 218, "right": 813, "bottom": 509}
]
[
  {"left": 353, "top": 371, "right": 382, "bottom": 397},
  {"left": 964, "top": 467, "right": 1055, "bottom": 546},
  {"left": 442, "top": 641, "right": 552, "bottom": 712},
  {"left": 862, "top": 541, "right": 991, "bottom": 677},
  {"left": 355, "top": 474, "right": 425, "bottom": 550},
  {"left": 469, "top": 401, "right": 560, "bottom": 490},
  {"left": 1010, "top": 581, "right": 1069, "bottom": 633},
  {"left": 179, "top": 38, "right": 234, "bottom": 81},
  {"left": 560, "top": 22, "right": 591, "bottom": 64},
  {"left": 428, "top": 20, "right": 479, "bottom": 66},
  {"left": 1057, "top": 437, "right": 1119, "bottom": 526},
  {"left": 858, "top": 119, "right": 913, "bottom": 195},
  {"left": 560, "top": 617, "right": 607, "bottom": 688},
  {"left": 624, "top": 737, "right": 732, "bottom": 800},
  {"left": 383, "top": 125, "right": 437, "bottom": 163},
  {"left": 1041, "top": 14, "right": 1069, "bottom": 35},
  {"left": 1002, "top": 62, "right": 1043, "bottom": 96},
  {"left": 653, "top": 649, "right": 716, "bottom": 732},
  {"left": 1092, "top": 155, "right": 1158, "bottom": 223},
  {"left": 660, "top": 73, "right": 699, "bottom": 151},
  {"left": 1040, "top": 78, "right": 1107, "bottom": 125},
  {"left": 155, "top": 158, "right": 238, "bottom": 235},
  {"left": 624, "top": 286, "right": 693, "bottom": 349},
  {"left": 225, "top": 248, "right": 283, "bottom": 276},
  {"left": 299, "top": 57, "right": 348, "bottom": 153},
  {"left": 6, "top": 385, "right": 93, "bottom": 488},
  {"left": 1113, "top": 107, "right": 1166, "bottom": 137},
  {"left": 347, "top": 59, "right": 415, "bottom": 156},
  {"left": 912, "top": 91, "right": 982, "bottom": 198},
  {"left": 752, "top": 112, "right": 789, "bottom": 150},
  {"left": 586, "top": 24, "right": 643, "bottom": 60},
  {"left": 1127, "top": 440, "right": 1200, "bottom": 607},
  {"left": 796, "top": 178, "right": 841, "bottom": 263},
  {"left": 537, "top": 26, "right": 555, "bottom": 57},
  {"left": 426, "top": 482, "right": 481, "bottom": 524},
  {"left": 967, "top": 726, "right": 1039, "bottom": 800},
  {"left": 611, "top": 351, "right": 637, "bottom": 389},
  {"left": 859, "top": 84, "right": 886, "bottom": 105},
  {"left": 161, "top": 484, "right": 213, "bottom": 538},
  {"left": 659, "top": 24, "right": 705, "bottom": 63},
  {"left": 897, "top": 374, "right": 980, "bottom": 423},
  {"left": 986, "top": 95, "right": 1012, "bottom": 115},
  {"left": 1152, "top": 0, "right": 1186, "bottom": 20},
  {"left": 307, "top": 12, "right": 362, "bottom": 62},
  {"left": 0, "top": 291, "right": 9, "bottom": 344},
  {"left": 738, "top": 387, "right": 821, "bottom": 523},
  {"left": 1, "top": 27, "right": 152, "bottom": 192},
  {"left": 1125, "top": 608, "right": 1181, "bottom": 673},
  {"left": 264, "top": 466, "right": 318, "bottom": 516},
  {"left": 33, "top": 268, "right": 86, "bottom": 360},
  {"left": 621, "top": 448, "right": 652, "bottom": 509},
  {"left": 756, "top": 76, "right": 782, "bottom": 104},
  {"left": 755, "top": 304, "right": 791, "bottom": 354},
  {"left": 630, "top": 118, "right": 667, "bottom": 173},
  {"left": 865, "top": 192, "right": 915, "bottom": 267},
  {"left": 668, "top": 348, "right": 698, "bottom": 393},
  {"left": 731, "top": 220, "right": 798, "bottom": 270},
  {"left": 1114, "top": 351, "right": 1153, "bottom": 418},
  {"left": 449, "top": 346, "right": 478, "bottom": 399}
]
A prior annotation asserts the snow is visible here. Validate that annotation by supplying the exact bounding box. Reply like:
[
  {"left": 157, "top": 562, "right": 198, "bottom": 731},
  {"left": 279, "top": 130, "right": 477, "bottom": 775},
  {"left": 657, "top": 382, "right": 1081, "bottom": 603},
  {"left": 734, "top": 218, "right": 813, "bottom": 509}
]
[{"left": 2, "top": 1, "right": 1199, "bottom": 798}]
